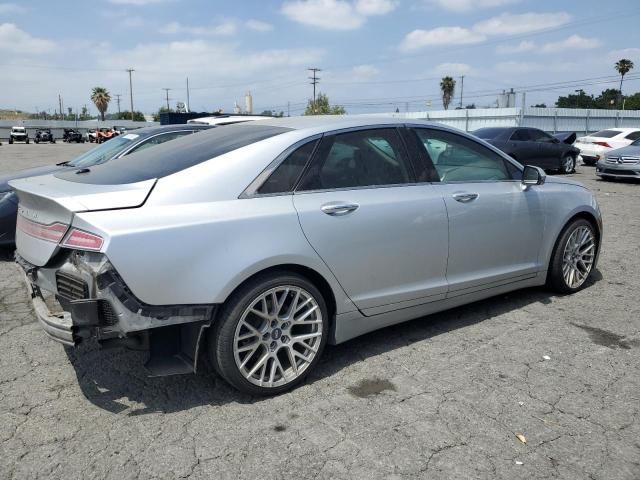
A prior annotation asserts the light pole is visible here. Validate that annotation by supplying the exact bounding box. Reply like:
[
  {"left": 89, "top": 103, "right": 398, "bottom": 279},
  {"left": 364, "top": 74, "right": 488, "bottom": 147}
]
[{"left": 126, "top": 69, "right": 135, "bottom": 120}]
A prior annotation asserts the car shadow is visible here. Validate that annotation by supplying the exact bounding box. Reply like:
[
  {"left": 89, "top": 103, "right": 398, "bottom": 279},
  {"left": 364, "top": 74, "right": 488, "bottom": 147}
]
[{"left": 63, "top": 268, "right": 603, "bottom": 414}]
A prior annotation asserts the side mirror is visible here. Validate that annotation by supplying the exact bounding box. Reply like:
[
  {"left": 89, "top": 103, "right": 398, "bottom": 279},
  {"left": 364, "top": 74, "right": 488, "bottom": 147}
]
[{"left": 522, "top": 165, "right": 546, "bottom": 186}]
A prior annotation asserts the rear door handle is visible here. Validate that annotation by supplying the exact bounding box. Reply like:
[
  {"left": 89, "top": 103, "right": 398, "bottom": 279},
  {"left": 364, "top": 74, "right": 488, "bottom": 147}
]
[
  {"left": 452, "top": 193, "right": 479, "bottom": 203},
  {"left": 321, "top": 203, "right": 359, "bottom": 216}
]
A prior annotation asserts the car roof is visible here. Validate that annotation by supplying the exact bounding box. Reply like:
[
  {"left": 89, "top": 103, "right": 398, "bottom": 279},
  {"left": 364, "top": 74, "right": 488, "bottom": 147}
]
[
  {"left": 251, "top": 115, "right": 446, "bottom": 135},
  {"left": 119, "top": 124, "right": 212, "bottom": 137}
]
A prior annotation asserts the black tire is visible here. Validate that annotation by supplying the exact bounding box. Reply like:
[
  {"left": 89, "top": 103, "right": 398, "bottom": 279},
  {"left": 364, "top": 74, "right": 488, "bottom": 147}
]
[
  {"left": 26, "top": 139, "right": 29, "bottom": 144},
  {"left": 208, "top": 271, "right": 329, "bottom": 396},
  {"left": 9, "top": 138, "right": 13, "bottom": 144},
  {"left": 34, "top": 138, "right": 39, "bottom": 144},
  {"left": 547, "top": 218, "right": 597, "bottom": 294},
  {"left": 560, "top": 154, "right": 575, "bottom": 174}
]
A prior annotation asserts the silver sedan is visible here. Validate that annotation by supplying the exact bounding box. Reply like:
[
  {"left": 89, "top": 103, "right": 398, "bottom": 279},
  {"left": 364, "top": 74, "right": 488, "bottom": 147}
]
[{"left": 11, "top": 117, "right": 602, "bottom": 395}]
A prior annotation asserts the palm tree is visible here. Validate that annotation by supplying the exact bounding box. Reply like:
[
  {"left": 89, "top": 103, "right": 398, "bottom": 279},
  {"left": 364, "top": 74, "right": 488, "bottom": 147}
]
[
  {"left": 615, "top": 59, "right": 634, "bottom": 106},
  {"left": 91, "top": 87, "right": 111, "bottom": 121},
  {"left": 440, "top": 76, "right": 456, "bottom": 110}
]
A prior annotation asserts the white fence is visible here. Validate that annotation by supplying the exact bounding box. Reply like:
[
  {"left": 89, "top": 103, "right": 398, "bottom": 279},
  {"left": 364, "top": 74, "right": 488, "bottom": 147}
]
[{"left": 357, "top": 107, "right": 640, "bottom": 134}]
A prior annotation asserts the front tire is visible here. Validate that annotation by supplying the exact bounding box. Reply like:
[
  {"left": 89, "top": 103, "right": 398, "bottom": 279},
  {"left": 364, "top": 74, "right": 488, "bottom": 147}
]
[
  {"left": 209, "top": 272, "right": 328, "bottom": 396},
  {"left": 547, "top": 219, "right": 597, "bottom": 293}
]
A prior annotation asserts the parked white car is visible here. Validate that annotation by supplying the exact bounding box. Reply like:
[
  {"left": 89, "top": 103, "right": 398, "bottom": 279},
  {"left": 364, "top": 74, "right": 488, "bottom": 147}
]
[{"left": 575, "top": 128, "right": 640, "bottom": 165}]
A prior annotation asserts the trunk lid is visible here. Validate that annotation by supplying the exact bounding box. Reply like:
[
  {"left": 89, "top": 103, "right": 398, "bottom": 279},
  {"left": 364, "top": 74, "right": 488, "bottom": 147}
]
[{"left": 9, "top": 173, "right": 155, "bottom": 266}]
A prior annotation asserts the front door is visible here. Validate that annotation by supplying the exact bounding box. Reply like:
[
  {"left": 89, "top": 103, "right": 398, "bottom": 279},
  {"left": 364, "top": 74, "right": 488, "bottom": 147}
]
[
  {"left": 413, "top": 127, "right": 545, "bottom": 294},
  {"left": 293, "top": 127, "right": 449, "bottom": 313}
]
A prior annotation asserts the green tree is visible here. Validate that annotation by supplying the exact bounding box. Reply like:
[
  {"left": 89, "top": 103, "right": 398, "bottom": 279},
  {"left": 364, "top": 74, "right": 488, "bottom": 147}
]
[
  {"left": 531, "top": 103, "right": 547, "bottom": 108},
  {"left": 615, "top": 59, "right": 634, "bottom": 99},
  {"left": 622, "top": 92, "right": 640, "bottom": 110},
  {"left": 594, "top": 88, "right": 620, "bottom": 109},
  {"left": 90, "top": 87, "right": 111, "bottom": 121},
  {"left": 440, "top": 76, "right": 456, "bottom": 110},
  {"left": 555, "top": 89, "right": 596, "bottom": 108},
  {"left": 304, "top": 93, "right": 346, "bottom": 115},
  {"left": 109, "top": 111, "right": 145, "bottom": 121},
  {"left": 260, "top": 109, "right": 285, "bottom": 117}
]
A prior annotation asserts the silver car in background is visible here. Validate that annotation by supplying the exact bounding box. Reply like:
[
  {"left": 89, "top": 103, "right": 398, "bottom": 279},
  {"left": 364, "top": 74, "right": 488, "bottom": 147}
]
[{"left": 11, "top": 117, "right": 602, "bottom": 395}]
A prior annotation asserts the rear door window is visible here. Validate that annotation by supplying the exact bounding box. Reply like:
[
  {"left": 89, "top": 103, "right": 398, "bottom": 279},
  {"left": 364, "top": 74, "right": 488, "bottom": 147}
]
[
  {"left": 509, "top": 129, "right": 530, "bottom": 141},
  {"left": 297, "top": 129, "right": 413, "bottom": 191}
]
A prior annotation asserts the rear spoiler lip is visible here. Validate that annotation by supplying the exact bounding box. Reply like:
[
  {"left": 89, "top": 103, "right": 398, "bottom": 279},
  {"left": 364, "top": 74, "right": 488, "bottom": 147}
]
[
  {"left": 9, "top": 175, "right": 157, "bottom": 213},
  {"left": 552, "top": 132, "right": 577, "bottom": 145}
]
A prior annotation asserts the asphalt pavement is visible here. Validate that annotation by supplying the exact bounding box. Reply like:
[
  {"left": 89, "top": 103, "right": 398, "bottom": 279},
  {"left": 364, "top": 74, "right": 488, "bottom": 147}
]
[{"left": 1, "top": 142, "right": 639, "bottom": 479}]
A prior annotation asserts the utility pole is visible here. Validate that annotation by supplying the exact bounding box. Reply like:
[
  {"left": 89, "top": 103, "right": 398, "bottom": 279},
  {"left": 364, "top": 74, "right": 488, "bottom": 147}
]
[
  {"left": 459, "top": 75, "right": 464, "bottom": 108},
  {"left": 162, "top": 88, "right": 171, "bottom": 110},
  {"left": 126, "top": 68, "right": 135, "bottom": 121},
  {"left": 287, "top": 101, "right": 290, "bottom": 117},
  {"left": 58, "top": 95, "right": 63, "bottom": 120},
  {"left": 186, "top": 77, "right": 190, "bottom": 112},
  {"left": 115, "top": 94, "right": 122, "bottom": 114},
  {"left": 308, "top": 67, "right": 321, "bottom": 113}
]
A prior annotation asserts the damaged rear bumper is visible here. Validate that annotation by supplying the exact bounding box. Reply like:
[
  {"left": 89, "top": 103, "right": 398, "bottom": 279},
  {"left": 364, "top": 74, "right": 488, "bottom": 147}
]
[{"left": 17, "top": 251, "right": 217, "bottom": 375}]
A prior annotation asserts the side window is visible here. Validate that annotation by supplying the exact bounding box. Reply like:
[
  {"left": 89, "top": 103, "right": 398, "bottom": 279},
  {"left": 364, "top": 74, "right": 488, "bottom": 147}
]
[
  {"left": 298, "top": 129, "right": 412, "bottom": 191},
  {"left": 126, "top": 131, "right": 193, "bottom": 155},
  {"left": 529, "top": 129, "right": 554, "bottom": 143},
  {"left": 258, "top": 140, "right": 318, "bottom": 194},
  {"left": 509, "top": 129, "right": 530, "bottom": 141},
  {"left": 625, "top": 131, "right": 640, "bottom": 141},
  {"left": 414, "top": 129, "right": 514, "bottom": 182}
]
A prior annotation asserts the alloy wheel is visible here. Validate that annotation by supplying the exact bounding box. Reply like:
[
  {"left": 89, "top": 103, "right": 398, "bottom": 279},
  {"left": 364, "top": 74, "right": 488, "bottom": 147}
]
[
  {"left": 233, "top": 286, "right": 323, "bottom": 388},
  {"left": 561, "top": 226, "right": 595, "bottom": 289},
  {"left": 563, "top": 156, "right": 575, "bottom": 173}
]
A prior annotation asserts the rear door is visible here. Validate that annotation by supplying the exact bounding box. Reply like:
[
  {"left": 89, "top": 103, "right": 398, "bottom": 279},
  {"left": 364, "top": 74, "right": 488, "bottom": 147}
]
[
  {"left": 412, "top": 127, "right": 544, "bottom": 295},
  {"left": 292, "top": 127, "right": 449, "bottom": 314},
  {"left": 528, "top": 129, "right": 559, "bottom": 168},
  {"left": 506, "top": 129, "right": 536, "bottom": 165}
]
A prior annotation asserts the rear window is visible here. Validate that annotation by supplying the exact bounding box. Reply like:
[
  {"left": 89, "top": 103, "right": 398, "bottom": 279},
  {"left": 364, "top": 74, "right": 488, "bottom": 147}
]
[
  {"left": 473, "top": 128, "right": 506, "bottom": 139},
  {"left": 55, "top": 124, "right": 290, "bottom": 185},
  {"left": 591, "top": 130, "right": 622, "bottom": 138}
]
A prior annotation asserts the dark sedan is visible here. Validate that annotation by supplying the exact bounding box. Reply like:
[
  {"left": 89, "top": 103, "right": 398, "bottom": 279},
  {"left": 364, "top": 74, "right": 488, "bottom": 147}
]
[
  {"left": 473, "top": 127, "right": 579, "bottom": 174},
  {"left": 0, "top": 124, "right": 211, "bottom": 246}
]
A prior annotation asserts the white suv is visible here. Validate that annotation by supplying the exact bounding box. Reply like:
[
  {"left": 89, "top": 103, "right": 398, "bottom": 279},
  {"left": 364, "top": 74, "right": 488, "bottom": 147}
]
[{"left": 9, "top": 126, "right": 29, "bottom": 144}]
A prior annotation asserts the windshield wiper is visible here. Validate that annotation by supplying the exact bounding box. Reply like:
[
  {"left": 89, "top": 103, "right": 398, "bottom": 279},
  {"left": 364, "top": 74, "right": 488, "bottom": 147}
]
[{"left": 57, "top": 161, "right": 72, "bottom": 166}]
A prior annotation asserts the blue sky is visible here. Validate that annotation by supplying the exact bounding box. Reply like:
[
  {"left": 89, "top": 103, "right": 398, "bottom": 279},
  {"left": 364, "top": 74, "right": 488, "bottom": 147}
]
[{"left": 1, "top": 0, "right": 639, "bottom": 116}]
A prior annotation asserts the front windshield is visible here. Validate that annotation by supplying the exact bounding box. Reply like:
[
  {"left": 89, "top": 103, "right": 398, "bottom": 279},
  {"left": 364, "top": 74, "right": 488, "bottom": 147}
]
[{"left": 67, "top": 135, "right": 137, "bottom": 168}]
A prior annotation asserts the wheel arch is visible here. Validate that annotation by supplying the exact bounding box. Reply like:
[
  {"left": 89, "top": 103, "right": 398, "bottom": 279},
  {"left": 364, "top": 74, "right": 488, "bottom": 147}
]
[{"left": 547, "top": 209, "right": 602, "bottom": 273}]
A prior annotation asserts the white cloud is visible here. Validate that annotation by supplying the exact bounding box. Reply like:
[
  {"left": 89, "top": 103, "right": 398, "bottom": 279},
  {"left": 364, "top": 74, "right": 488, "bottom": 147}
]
[
  {"left": 496, "top": 40, "right": 535, "bottom": 54},
  {"left": 245, "top": 19, "right": 274, "bottom": 32},
  {"left": 401, "top": 11, "right": 571, "bottom": 51},
  {"left": 355, "top": 0, "right": 398, "bottom": 15},
  {"left": 541, "top": 35, "right": 600, "bottom": 52},
  {"left": 425, "top": 0, "right": 519, "bottom": 13},
  {"left": 350, "top": 64, "right": 380, "bottom": 80},
  {"left": 0, "top": 3, "right": 27, "bottom": 14},
  {"left": 281, "top": 0, "right": 396, "bottom": 30},
  {"left": 474, "top": 12, "right": 571, "bottom": 36},
  {"left": 401, "top": 26, "right": 485, "bottom": 50},
  {"left": 434, "top": 62, "right": 473, "bottom": 76},
  {"left": 495, "top": 60, "right": 578, "bottom": 74},
  {"left": 607, "top": 48, "right": 640, "bottom": 62},
  {"left": 0, "top": 23, "right": 55, "bottom": 54},
  {"left": 160, "top": 21, "right": 238, "bottom": 36}
]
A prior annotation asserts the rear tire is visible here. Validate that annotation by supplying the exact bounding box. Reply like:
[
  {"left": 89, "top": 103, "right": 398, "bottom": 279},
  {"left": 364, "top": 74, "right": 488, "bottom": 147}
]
[
  {"left": 209, "top": 272, "right": 328, "bottom": 396},
  {"left": 547, "top": 219, "right": 597, "bottom": 294},
  {"left": 560, "top": 154, "right": 575, "bottom": 174}
]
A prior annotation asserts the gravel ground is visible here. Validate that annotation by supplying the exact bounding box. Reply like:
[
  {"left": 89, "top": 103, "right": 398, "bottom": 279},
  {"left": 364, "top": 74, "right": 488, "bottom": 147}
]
[{"left": 1, "top": 143, "right": 639, "bottom": 479}]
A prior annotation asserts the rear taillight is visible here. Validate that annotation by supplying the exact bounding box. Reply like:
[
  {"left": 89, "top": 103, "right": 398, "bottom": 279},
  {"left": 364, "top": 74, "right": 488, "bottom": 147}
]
[
  {"left": 592, "top": 141, "right": 611, "bottom": 148},
  {"left": 17, "top": 215, "right": 68, "bottom": 243},
  {"left": 61, "top": 228, "right": 104, "bottom": 251}
]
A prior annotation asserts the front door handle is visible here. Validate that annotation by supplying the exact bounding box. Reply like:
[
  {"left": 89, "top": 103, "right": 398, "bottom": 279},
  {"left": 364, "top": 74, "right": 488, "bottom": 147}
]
[
  {"left": 321, "top": 202, "right": 359, "bottom": 216},
  {"left": 452, "top": 193, "right": 479, "bottom": 203}
]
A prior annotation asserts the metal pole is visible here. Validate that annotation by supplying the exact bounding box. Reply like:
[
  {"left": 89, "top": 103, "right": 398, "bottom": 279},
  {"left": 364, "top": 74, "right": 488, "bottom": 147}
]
[
  {"left": 459, "top": 75, "right": 464, "bottom": 108},
  {"left": 58, "top": 95, "right": 63, "bottom": 121},
  {"left": 162, "top": 88, "right": 171, "bottom": 110},
  {"left": 186, "top": 78, "right": 190, "bottom": 112},
  {"left": 115, "top": 94, "right": 122, "bottom": 115},
  {"left": 126, "top": 69, "right": 135, "bottom": 121}
]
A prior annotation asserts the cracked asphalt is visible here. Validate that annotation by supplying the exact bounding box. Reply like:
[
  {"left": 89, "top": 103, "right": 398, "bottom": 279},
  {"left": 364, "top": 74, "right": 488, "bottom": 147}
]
[{"left": 1, "top": 143, "right": 639, "bottom": 479}]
